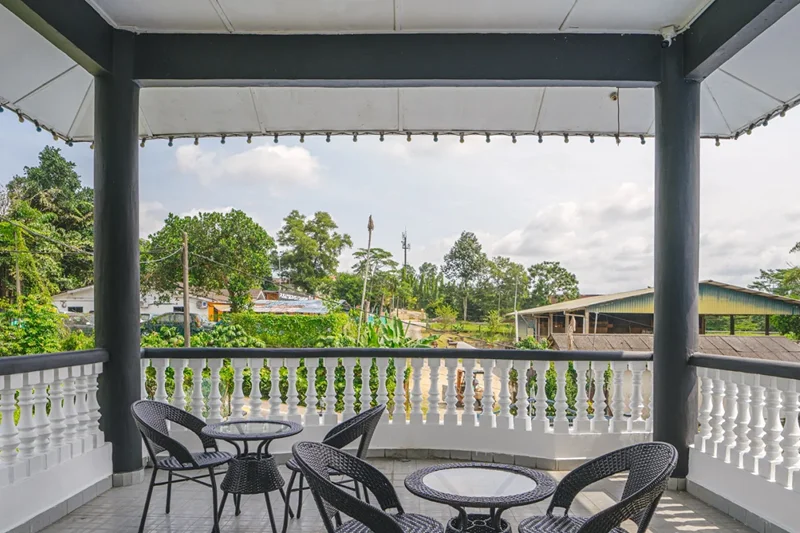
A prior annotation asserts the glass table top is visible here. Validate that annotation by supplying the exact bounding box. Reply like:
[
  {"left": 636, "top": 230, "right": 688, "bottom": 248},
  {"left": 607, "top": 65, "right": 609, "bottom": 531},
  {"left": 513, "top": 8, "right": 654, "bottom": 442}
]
[
  {"left": 422, "top": 467, "right": 538, "bottom": 498},
  {"left": 202, "top": 419, "right": 302, "bottom": 440}
]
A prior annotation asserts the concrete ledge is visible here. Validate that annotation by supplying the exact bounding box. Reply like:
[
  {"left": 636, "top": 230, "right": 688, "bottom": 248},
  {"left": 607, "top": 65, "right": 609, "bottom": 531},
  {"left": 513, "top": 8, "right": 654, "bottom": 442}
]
[
  {"left": 374, "top": 448, "right": 588, "bottom": 471},
  {"left": 112, "top": 468, "right": 145, "bottom": 487}
]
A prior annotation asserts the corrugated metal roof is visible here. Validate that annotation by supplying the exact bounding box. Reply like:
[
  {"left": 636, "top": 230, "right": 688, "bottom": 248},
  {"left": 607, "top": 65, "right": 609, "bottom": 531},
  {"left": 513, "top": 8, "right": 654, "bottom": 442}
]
[
  {"left": 549, "top": 334, "right": 800, "bottom": 363},
  {"left": 514, "top": 280, "right": 800, "bottom": 317}
]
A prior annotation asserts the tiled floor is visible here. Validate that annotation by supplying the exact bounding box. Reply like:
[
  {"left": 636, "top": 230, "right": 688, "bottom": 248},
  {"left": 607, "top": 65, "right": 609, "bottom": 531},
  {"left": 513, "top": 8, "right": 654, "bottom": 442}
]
[{"left": 42, "top": 458, "right": 755, "bottom": 533}]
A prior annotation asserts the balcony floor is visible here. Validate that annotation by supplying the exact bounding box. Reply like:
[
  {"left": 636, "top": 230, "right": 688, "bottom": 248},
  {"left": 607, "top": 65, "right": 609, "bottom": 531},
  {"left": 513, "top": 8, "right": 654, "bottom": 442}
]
[{"left": 41, "top": 458, "right": 754, "bottom": 533}]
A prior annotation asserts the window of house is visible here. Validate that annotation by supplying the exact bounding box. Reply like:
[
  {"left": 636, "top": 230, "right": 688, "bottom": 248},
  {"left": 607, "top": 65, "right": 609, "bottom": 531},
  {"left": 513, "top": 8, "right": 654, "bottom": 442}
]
[
  {"left": 173, "top": 306, "right": 184, "bottom": 312},
  {"left": 67, "top": 306, "right": 84, "bottom": 313}
]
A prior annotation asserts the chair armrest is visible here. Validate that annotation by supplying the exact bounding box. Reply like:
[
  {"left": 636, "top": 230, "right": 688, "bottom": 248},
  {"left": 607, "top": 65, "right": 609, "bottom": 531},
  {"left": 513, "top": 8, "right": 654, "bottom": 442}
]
[{"left": 575, "top": 482, "right": 667, "bottom": 533}]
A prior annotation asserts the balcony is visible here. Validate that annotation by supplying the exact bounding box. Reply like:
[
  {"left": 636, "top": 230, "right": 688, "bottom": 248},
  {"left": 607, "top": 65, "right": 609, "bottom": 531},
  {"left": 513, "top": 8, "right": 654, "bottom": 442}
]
[{"left": 2, "top": 348, "right": 799, "bottom": 533}]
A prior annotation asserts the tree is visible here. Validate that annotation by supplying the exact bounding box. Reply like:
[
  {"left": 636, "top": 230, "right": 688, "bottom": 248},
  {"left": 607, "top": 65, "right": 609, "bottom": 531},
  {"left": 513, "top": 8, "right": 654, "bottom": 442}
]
[
  {"left": 443, "top": 231, "right": 487, "bottom": 320},
  {"left": 142, "top": 209, "right": 274, "bottom": 312},
  {"left": 328, "top": 272, "right": 363, "bottom": 308},
  {"left": 751, "top": 267, "right": 800, "bottom": 338},
  {"left": 488, "top": 256, "right": 529, "bottom": 312},
  {"left": 278, "top": 210, "right": 352, "bottom": 295},
  {"left": 527, "top": 261, "right": 579, "bottom": 307}
]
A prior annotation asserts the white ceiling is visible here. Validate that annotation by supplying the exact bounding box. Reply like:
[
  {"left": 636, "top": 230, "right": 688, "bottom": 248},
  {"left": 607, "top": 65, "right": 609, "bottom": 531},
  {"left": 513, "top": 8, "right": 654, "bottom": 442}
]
[
  {"left": 1, "top": 3, "right": 798, "bottom": 143},
  {"left": 85, "top": 0, "right": 713, "bottom": 34}
]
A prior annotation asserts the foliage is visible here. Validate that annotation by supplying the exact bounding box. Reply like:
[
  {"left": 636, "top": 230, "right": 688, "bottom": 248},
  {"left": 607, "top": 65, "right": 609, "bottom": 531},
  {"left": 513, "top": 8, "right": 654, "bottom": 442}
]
[
  {"left": 485, "top": 309, "right": 502, "bottom": 336},
  {"left": 61, "top": 330, "right": 94, "bottom": 351},
  {"left": 750, "top": 266, "right": 800, "bottom": 338},
  {"left": 142, "top": 209, "right": 274, "bottom": 312},
  {"left": 319, "top": 315, "right": 438, "bottom": 348},
  {"left": 327, "top": 272, "right": 363, "bottom": 308},
  {"left": 228, "top": 311, "right": 350, "bottom": 348},
  {"left": 515, "top": 336, "right": 550, "bottom": 350},
  {"left": 278, "top": 210, "right": 352, "bottom": 295},
  {"left": 443, "top": 231, "right": 488, "bottom": 320},
  {"left": 527, "top": 261, "right": 580, "bottom": 307},
  {"left": 0, "top": 295, "right": 66, "bottom": 356},
  {"left": 434, "top": 304, "right": 457, "bottom": 325}
]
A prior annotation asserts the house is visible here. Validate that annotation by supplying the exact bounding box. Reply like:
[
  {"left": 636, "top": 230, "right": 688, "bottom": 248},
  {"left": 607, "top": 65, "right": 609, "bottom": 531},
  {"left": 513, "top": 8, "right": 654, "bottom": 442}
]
[
  {"left": 51, "top": 285, "right": 216, "bottom": 320},
  {"left": 513, "top": 280, "right": 800, "bottom": 338}
]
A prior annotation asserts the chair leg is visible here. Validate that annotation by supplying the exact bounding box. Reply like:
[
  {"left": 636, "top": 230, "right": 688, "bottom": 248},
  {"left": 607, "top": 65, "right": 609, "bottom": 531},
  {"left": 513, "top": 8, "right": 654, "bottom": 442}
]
[
  {"left": 209, "top": 468, "right": 220, "bottom": 533},
  {"left": 296, "top": 474, "right": 304, "bottom": 519},
  {"left": 166, "top": 471, "right": 173, "bottom": 514},
  {"left": 234, "top": 493, "right": 241, "bottom": 516},
  {"left": 265, "top": 492, "right": 278, "bottom": 533},
  {"left": 282, "top": 471, "right": 297, "bottom": 533},
  {"left": 138, "top": 467, "right": 158, "bottom": 533},
  {"left": 218, "top": 491, "right": 229, "bottom": 521},
  {"left": 362, "top": 482, "right": 370, "bottom": 504},
  {"left": 279, "top": 487, "right": 294, "bottom": 519},
  {"left": 354, "top": 480, "right": 361, "bottom": 500}
]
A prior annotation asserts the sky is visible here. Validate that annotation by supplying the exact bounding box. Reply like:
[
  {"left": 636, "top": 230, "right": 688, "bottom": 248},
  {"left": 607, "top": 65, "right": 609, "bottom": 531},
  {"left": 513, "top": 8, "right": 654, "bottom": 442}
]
[{"left": 1, "top": 109, "right": 798, "bottom": 295}]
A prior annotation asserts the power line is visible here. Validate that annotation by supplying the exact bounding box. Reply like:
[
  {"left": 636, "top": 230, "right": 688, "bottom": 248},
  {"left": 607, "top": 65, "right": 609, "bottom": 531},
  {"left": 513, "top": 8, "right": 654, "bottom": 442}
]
[
  {"left": 140, "top": 247, "right": 182, "bottom": 264},
  {"left": 1, "top": 217, "right": 93, "bottom": 256}
]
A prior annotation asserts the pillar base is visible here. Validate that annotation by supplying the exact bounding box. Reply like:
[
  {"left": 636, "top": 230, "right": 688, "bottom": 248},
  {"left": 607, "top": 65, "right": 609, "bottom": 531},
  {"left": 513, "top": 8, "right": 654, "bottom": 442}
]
[{"left": 112, "top": 468, "right": 145, "bottom": 487}]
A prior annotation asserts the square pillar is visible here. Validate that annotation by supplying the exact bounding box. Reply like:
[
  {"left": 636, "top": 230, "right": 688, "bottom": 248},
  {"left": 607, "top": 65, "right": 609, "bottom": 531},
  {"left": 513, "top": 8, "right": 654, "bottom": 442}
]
[
  {"left": 94, "top": 30, "right": 142, "bottom": 479},
  {"left": 653, "top": 37, "right": 700, "bottom": 479}
]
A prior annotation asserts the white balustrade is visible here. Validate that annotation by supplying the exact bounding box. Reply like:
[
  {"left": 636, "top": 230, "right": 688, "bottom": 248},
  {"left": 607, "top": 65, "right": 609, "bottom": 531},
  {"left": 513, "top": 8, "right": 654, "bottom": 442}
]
[
  {"left": 153, "top": 359, "right": 169, "bottom": 404},
  {"left": 285, "top": 358, "right": 301, "bottom": 423},
  {"left": 62, "top": 370, "right": 79, "bottom": 450},
  {"left": 409, "top": 358, "right": 425, "bottom": 425},
  {"left": 480, "top": 359, "right": 495, "bottom": 429},
  {"left": 268, "top": 358, "right": 283, "bottom": 419},
  {"left": 231, "top": 359, "right": 247, "bottom": 420},
  {"left": 324, "top": 359, "right": 338, "bottom": 425},
  {"left": 573, "top": 361, "right": 591, "bottom": 433},
  {"left": 462, "top": 358, "right": 477, "bottom": 427},
  {"left": 33, "top": 370, "right": 54, "bottom": 456},
  {"left": 553, "top": 361, "right": 570, "bottom": 433},
  {"left": 744, "top": 374, "right": 767, "bottom": 475},
  {"left": 359, "top": 358, "right": 372, "bottom": 413},
  {"left": 696, "top": 368, "right": 713, "bottom": 452},
  {"left": 392, "top": 357, "right": 407, "bottom": 424},
  {"left": 733, "top": 372, "right": 751, "bottom": 469},
  {"left": 249, "top": 358, "right": 265, "bottom": 419},
  {"left": 75, "top": 368, "right": 90, "bottom": 449},
  {"left": 49, "top": 370, "right": 67, "bottom": 451},
  {"left": 721, "top": 371, "right": 739, "bottom": 463},
  {"left": 172, "top": 359, "right": 188, "bottom": 411},
  {"left": 628, "top": 362, "right": 646, "bottom": 432},
  {"left": 189, "top": 359, "right": 206, "bottom": 420},
  {"left": 376, "top": 358, "right": 389, "bottom": 421},
  {"left": 645, "top": 362, "right": 654, "bottom": 433},
  {"left": 761, "top": 376, "right": 784, "bottom": 481},
  {"left": 591, "top": 361, "right": 608, "bottom": 433},
  {"left": 342, "top": 357, "right": 357, "bottom": 420},
  {"left": 304, "top": 358, "right": 319, "bottom": 425},
  {"left": 497, "top": 360, "right": 512, "bottom": 430},
  {"left": 609, "top": 362, "right": 627, "bottom": 433},
  {"left": 776, "top": 379, "right": 800, "bottom": 488},
  {"left": 17, "top": 373, "right": 38, "bottom": 459},
  {"left": 444, "top": 359, "right": 459, "bottom": 426},
  {"left": 427, "top": 357, "right": 441, "bottom": 425},
  {"left": 207, "top": 358, "right": 224, "bottom": 423},
  {"left": 532, "top": 360, "right": 549, "bottom": 432},
  {"left": 709, "top": 370, "right": 726, "bottom": 457},
  {"left": 513, "top": 360, "right": 531, "bottom": 433}
]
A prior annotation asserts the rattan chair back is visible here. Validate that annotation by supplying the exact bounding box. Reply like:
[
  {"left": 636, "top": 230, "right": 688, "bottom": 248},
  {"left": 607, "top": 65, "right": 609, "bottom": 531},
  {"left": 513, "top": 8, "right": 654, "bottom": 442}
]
[
  {"left": 131, "top": 399, "right": 217, "bottom": 467},
  {"left": 322, "top": 404, "right": 385, "bottom": 458}
]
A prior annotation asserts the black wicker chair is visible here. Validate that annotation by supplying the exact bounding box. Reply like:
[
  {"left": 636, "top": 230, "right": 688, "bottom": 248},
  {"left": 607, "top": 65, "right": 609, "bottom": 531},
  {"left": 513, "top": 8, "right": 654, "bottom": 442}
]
[
  {"left": 131, "top": 400, "right": 233, "bottom": 533},
  {"left": 518, "top": 442, "right": 677, "bottom": 533},
  {"left": 281, "top": 404, "right": 386, "bottom": 533},
  {"left": 292, "top": 441, "right": 444, "bottom": 533}
]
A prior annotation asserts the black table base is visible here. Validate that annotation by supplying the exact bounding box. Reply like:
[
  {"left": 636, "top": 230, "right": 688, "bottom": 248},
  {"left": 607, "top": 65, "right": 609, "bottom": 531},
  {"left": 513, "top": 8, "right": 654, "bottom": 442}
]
[
  {"left": 446, "top": 514, "right": 511, "bottom": 533},
  {"left": 218, "top": 454, "right": 291, "bottom": 533}
]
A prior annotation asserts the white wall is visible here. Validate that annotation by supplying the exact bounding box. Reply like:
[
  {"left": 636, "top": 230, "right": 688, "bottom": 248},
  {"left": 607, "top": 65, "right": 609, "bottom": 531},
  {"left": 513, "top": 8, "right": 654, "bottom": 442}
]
[{"left": 52, "top": 289, "right": 210, "bottom": 319}]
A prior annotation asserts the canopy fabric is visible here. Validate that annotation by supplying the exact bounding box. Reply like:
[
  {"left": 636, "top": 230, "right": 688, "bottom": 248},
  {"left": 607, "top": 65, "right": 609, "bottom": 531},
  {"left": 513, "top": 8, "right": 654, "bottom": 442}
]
[{"left": 1, "top": 2, "right": 799, "bottom": 142}]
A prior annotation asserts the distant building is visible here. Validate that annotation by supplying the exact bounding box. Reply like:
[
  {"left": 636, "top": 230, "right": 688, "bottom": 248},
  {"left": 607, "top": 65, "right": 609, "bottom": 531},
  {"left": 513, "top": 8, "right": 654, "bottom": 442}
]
[
  {"left": 51, "top": 285, "right": 215, "bottom": 320},
  {"left": 512, "top": 280, "right": 800, "bottom": 339}
]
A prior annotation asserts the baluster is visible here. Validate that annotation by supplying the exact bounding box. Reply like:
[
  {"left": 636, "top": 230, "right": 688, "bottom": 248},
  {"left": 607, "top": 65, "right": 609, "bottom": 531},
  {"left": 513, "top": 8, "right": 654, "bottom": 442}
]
[
  {"left": 49, "top": 370, "right": 67, "bottom": 455},
  {"left": 513, "top": 360, "right": 531, "bottom": 433},
  {"left": 230, "top": 359, "right": 247, "bottom": 420},
  {"left": 744, "top": 374, "right": 766, "bottom": 475},
  {"left": 609, "top": 362, "right": 627, "bottom": 433},
  {"left": 480, "top": 359, "right": 495, "bottom": 429},
  {"left": 286, "top": 359, "right": 301, "bottom": 423},
  {"left": 0, "top": 374, "right": 22, "bottom": 468},
  {"left": 393, "top": 357, "right": 407, "bottom": 424},
  {"left": 695, "top": 368, "right": 713, "bottom": 453},
  {"left": 189, "top": 359, "right": 206, "bottom": 420},
  {"left": 462, "top": 358, "right": 477, "bottom": 427},
  {"left": 410, "top": 358, "right": 425, "bottom": 425},
  {"left": 573, "top": 361, "right": 591, "bottom": 433},
  {"left": 34, "top": 370, "right": 55, "bottom": 457},
  {"left": 376, "top": 358, "right": 390, "bottom": 421},
  {"left": 532, "top": 360, "right": 549, "bottom": 432},
  {"left": 269, "top": 358, "right": 283, "bottom": 419},
  {"left": 628, "top": 362, "right": 646, "bottom": 432},
  {"left": 359, "top": 358, "right": 373, "bottom": 412},
  {"left": 63, "top": 368, "right": 79, "bottom": 453},
  {"left": 153, "top": 359, "right": 169, "bottom": 404},
  {"left": 497, "top": 360, "right": 512, "bottom": 430},
  {"left": 305, "top": 358, "right": 319, "bottom": 425},
  {"left": 427, "top": 357, "right": 442, "bottom": 425},
  {"left": 721, "top": 371, "right": 739, "bottom": 463},
  {"left": 172, "top": 359, "right": 188, "bottom": 411},
  {"left": 207, "top": 359, "right": 224, "bottom": 424},
  {"left": 342, "top": 357, "right": 357, "bottom": 420},
  {"left": 17, "top": 372, "right": 38, "bottom": 459},
  {"left": 733, "top": 372, "right": 751, "bottom": 469},
  {"left": 141, "top": 359, "right": 149, "bottom": 400},
  {"left": 444, "top": 359, "right": 459, "bottom": 426},
  {"left": 645, "top": 362, "right": 653, "bottom": 432},
  {"left": 760, "top": 376, "right": 784, "bottom": 481},
  {"left": 85, "top": 364, "right": 102, "bottom": 448},
  {"left": 249, "top": 358, "right": 265, "bottom": 419},
  {"left": 709, "top": 370, "right": 726, "bottom": 458},
  {"left": 776, "top": 379, "right": 800, "bottom": 488},
  {"left": 553, "top": 361, "right": 569, "bottom": 433},
  {"left": 324, "top": 358, "right": 338, "bottom": 425},
  {"left": 591, "top": 362, "right": 608, "bottom": 433},
  {"left": 75, "top": 367, "right": 90, "bottom": 451}
]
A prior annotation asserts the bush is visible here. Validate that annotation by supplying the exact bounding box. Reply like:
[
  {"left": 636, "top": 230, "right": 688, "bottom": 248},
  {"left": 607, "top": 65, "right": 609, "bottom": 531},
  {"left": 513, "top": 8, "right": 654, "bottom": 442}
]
[
  {"left": 228, "top": 311, "right": 349, "bottom": 347},
  {"left": 434, "top": 304, "right": 457, "bottom": 326},
  {"left": 0, "top": 295, "right": 66, "bottom": 356}
]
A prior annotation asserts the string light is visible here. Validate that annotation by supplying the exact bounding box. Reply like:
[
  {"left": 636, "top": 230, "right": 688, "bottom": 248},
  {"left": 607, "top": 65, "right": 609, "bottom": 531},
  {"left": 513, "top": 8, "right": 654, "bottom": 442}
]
[
  {"left": 220, "top": 135, "right": 226, "bottom": 144},
  {"left": 715, "top": 137, "right": 720, "bottom": 147},
  {"left": 168, "top": 136, "right": 174, "bottom": 147},
  {"left": 780, "top": 105, "right": 789, "bottom": 118},
  {"left": 18, "top": 113, "right": 24, "bottom": 123},
  {"left": 89, "top": 142, "right": 94, "bottom": 150},
  {"left": 459, "top": 133, "right": 464, "bottom": 144},
  {"left": 379, "top": 132, "right": 384, "bottom": 142},
  {"left": 140, "top": 139, "right": 146, "bottom": 148},
  {"left": 299, "top": 133, "right": 304, "bottom": 143},
  {"left": 433, "top": 133, "right": 438, "bottom": 142},
  {"left": 763, "top": 118, "right": 769, "bottom": 127},
  {"left": 734, "top": 132, "right": 740, "bottom": 140},
  {"left": 537, "top": 133, "right": 543, "bottom": 144},
  {"left": 406, "top": 132, "right": 412, "bottom": 142},
  {"left": 273, "top": 134, "right": 279, "bottom": 143},
  {"left": 640, "top": 135, "right": 645, "bottom": 145},
  {"left": 52, "top": 132, "right": 58, "bottom": 141},
  {"left": 34, "top": 121, "right": 41, "bottom": 133},
  {"left": 615, "top": 134, "right": 621, "bottom": 145},
  {"left": 589, "top": 134, "right": 595, "bottom": 144},
  {"left": 485, "top": 133, "right": 491, "bottom": 143},
  {"left": 747, "top": 126, "right": 753, "bottom": 135},
  {"left": 563, "top": 134, "right": 569, "bottom": 144},
  {"left": 247, "top": 134, "right": 253, "bottom": 144},
  {"left": 511, "top": 133, "right": 516, "bottom": 144},
  {"left": 326, "top": 133, "right": 331, "bottom": 142},
  {"left": 194, "top": 137, "right": 199, "bottom": 146},
  {"left": 353, "top": 133, "right": 358, "bottom": 142},
  {"left": 0, "top": 106, "right": 3, "bottom": 113},
  {"left": 67, "top": 140, "right": 73, "bottom": 147}
]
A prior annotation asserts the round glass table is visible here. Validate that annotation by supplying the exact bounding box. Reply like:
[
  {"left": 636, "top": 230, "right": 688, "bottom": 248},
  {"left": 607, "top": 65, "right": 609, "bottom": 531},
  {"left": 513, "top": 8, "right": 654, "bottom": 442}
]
[
  {"left": 201, "top": 419, "right": 303, "bottom": 533},
  {"left": 405, "top": 463, "right": 556, "bottom": 533}
]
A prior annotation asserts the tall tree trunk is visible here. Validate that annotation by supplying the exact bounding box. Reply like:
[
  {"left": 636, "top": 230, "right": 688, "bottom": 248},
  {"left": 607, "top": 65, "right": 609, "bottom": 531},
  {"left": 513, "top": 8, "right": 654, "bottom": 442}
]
[{"left": 462, "top": 292, "right": 468, "bottom": 321}]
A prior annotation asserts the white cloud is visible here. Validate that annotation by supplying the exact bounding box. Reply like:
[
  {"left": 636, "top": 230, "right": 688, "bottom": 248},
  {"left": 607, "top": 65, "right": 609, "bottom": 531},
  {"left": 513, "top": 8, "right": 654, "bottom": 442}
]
[
  {"left": 180, "top": 206, "right": 234, "bottom": 218},
  {"left": 140, "top": 201, "right": 168, "bottom": 237},
  {"left": 176, "top": 142, "right": 321, "bottom": 193}
]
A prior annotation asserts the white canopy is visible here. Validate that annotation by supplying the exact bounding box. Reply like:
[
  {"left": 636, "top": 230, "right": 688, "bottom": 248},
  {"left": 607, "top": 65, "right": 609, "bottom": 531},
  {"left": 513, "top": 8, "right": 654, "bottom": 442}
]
[{"left": 1, "top": 1, "right": 798, "bottom": 142}]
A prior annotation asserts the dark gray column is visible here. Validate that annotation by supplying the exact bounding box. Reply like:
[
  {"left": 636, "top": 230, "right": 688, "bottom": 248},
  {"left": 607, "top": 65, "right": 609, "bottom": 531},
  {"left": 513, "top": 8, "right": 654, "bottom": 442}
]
[
  {"left": 653, "top": 38, "right": 700, "bottom": 478},
  {"left": 94, "top": 30, "right": 142, "bottom": 476}
]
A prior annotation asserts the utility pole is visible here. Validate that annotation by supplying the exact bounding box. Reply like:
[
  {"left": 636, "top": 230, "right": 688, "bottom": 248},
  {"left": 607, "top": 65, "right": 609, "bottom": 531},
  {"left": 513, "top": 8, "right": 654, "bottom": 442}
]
[
  {"left": 14, "top": 228, "right": 22, "bottom": 302},
  {"left": 513, "top": 276, "right": 519, "bottom": 342},
  {"left": 182, "top": 232, "right": 190, "bottom": 347},
  {"left": 401, "top": 230, "right": 410, "bottom": 280},
  {"left": 357, "top": 215, "right": 374, "bottom": 344}
]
